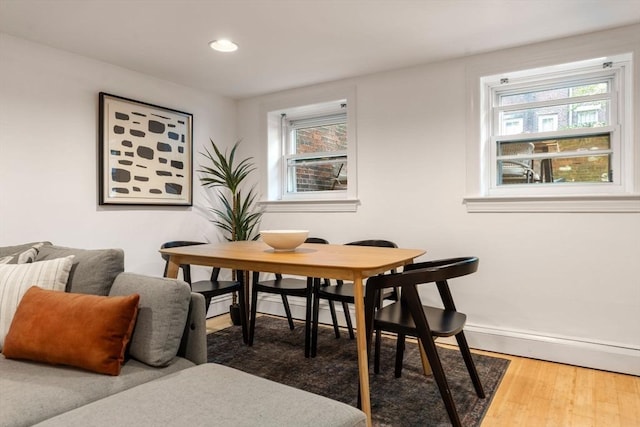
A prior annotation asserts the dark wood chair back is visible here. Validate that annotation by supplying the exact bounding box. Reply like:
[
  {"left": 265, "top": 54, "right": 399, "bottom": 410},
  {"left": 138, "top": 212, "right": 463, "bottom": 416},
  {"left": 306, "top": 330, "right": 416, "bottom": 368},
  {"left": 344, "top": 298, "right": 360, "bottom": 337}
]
[{"left": 363, "top": 256, "right": 483, "bottom": 427}]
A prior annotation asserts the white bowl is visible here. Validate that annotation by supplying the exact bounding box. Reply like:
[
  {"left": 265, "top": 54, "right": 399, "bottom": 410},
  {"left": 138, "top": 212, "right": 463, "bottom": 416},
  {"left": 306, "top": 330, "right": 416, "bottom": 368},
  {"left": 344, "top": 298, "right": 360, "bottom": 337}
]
[{"left": 260, "top": 230, "right": 309, "bottom": 252}]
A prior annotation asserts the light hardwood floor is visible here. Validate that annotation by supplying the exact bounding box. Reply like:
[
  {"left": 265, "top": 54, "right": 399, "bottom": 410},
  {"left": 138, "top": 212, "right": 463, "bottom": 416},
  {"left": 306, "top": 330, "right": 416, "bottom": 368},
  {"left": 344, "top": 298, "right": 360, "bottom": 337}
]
[{"left": 206, "top": 315, "right": 640, "bottom": 426}]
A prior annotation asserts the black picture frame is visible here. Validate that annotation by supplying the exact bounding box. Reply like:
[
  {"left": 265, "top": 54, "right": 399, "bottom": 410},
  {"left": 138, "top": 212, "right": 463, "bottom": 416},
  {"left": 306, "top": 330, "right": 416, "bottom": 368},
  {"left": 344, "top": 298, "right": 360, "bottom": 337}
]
[{"left": 99, "top": 92, "right": 193, "bottom": 206}]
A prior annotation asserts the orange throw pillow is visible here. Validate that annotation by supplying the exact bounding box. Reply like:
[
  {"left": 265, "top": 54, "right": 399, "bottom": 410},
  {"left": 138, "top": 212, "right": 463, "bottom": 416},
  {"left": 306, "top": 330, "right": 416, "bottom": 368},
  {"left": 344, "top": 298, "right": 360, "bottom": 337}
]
[{"left": 2, "top": 286, "right": 139, "bottom": 375}]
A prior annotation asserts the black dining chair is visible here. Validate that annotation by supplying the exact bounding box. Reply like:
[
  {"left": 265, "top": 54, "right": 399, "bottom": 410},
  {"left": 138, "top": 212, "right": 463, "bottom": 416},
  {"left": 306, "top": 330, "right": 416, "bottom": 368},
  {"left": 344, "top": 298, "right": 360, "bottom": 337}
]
[
  {"left": 310, "top": 239, "right": 399, "bottom": 357},
  {"left": 364, "top": 256, "right": 485, "bottom": 427},
  {"left": 249, "top": 237, "right": 329, "bottom": 358},
  {"left": 160, "top": 241, "right": 248, "bottom": 343}
]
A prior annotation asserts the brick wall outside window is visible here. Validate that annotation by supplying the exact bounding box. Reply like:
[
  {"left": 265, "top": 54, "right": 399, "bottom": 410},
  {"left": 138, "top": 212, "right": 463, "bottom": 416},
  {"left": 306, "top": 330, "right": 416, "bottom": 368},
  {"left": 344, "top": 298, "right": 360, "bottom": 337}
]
[{"left": 294, "top": 124, "right": 347, "bottom": 191}]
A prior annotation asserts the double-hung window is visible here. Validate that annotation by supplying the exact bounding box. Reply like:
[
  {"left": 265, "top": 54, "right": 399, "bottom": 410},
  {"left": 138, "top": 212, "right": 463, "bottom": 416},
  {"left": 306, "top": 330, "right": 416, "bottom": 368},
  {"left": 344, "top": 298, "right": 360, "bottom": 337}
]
[
  {"left": 465, "top": 51, "right": 638, "bottom": 212},
  {"left": 261, "top": 86, "right": 357, "bottom": 212},
  {"left": 487, "top": 56, "right": 631, "bottom": 194}
]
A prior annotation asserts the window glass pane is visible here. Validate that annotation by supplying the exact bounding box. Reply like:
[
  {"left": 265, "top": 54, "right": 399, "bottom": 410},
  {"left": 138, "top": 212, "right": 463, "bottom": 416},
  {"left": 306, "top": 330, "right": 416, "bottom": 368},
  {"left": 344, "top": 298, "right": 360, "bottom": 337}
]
[
  {"left": 499, "top": 100, "right": 610, "bottom": 135},
  {"left": 287, "top": 157, "right": 347, "bottom": 192},
  {"left": 499, "top": 82, "right": 609, "bottom": 106},
  {"left": 498, "top": 155, "right": 611, "bottom": 185},
  {"left": 294, "top": 123, "right": 346, "bottom": 154},
  {"left": 552, "top": 154, "right": 611, "bottom": 183},
  {"left": 498, "top": 134, "right": 611, "bottom": 155},
  {"left": 497, "top": 135, "right": 611, "bottom": 185},
  {"left": 554, "top": 134, "right": 610, "bottom": 152}
]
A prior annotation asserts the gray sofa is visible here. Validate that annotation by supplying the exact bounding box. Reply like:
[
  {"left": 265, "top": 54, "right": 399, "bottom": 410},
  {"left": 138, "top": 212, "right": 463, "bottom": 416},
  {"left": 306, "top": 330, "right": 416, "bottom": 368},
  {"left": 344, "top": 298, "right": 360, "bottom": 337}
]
[{"left": 0, "top": 242, "right": 366, "bottom": 427}]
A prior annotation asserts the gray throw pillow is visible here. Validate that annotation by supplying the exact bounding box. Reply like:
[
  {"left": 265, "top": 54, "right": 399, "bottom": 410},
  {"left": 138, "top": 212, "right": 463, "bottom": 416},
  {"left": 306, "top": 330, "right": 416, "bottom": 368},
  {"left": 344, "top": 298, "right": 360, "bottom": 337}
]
[
  {"left": 0, "top": 242, "right": 51, "bottom": 260},
  {"left": 109, "top": 273, "right": 191, "bottom": 367},
  {"left": 35, "top": 245, "right": 124, "bottom": 295},
  {"left": 0, "top": 243, "right": 44, "bottom": 264}
]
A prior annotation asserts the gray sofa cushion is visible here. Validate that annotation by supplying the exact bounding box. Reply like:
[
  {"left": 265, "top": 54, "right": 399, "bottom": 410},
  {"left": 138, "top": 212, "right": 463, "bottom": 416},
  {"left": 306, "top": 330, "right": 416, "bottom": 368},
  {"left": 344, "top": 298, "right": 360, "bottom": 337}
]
[
  {"left": 0, "top": 356, "right": 194, "bottom": 427},
  {"left": 35, "top": 245, "right": 124, "bottom": 296},
  {"left": 109, "top": 273, "right": 191, "bottom": 367},
  {"left": 35, "top": 363, "right": 367, "bottom": 427}
]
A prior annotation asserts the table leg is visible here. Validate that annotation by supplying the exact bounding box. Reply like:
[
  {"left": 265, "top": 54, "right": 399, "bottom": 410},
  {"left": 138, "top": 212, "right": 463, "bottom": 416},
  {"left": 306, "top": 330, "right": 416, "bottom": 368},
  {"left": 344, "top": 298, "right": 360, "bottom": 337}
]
[
  {"left": 418, "top": 339, "right": 433, "bottom": 376},
  {"left": 166, "top": 257, "right": 180, "bottom": 279},
  {"left": 352, "top": 276, "right": 372, "bottom": 426},
  {"left": 243, "top": 270, "right": 251, "bottom": 331}
]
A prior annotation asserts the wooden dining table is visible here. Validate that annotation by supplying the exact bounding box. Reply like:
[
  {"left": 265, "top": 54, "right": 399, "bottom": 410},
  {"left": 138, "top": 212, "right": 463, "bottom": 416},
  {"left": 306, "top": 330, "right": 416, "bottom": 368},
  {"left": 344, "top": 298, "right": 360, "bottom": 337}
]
[{"left": 160, "top": 240, "right": 425, "bottom": 426}]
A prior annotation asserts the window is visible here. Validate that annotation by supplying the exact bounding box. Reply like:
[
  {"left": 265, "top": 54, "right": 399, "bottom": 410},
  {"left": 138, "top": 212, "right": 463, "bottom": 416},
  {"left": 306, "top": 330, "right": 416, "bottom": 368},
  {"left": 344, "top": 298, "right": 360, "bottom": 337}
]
[
  {"left": 481, "top": 53, "right": 633, "bottom": 198},
  {"left": 502, "top": 117, "right": 523, "bottom": 135},
  {"left": 283, "top": 110, "right": 347, "bottom": 193},
  {"left": 538, "top": 114, "right": 558, "bottom": 132},
  {"left": 261, "top": 86, "right": 357, "bottom": 212},
  {"left": 575, "top": 106, "right": 600, "bottom": 126}
]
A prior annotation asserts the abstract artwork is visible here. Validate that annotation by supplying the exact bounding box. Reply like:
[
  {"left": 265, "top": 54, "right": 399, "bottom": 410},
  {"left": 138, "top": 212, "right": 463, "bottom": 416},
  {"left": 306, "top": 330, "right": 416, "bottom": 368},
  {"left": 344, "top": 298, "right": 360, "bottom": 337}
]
[{"left": 99, "top": 92, "right": 193, "bottom": 205}]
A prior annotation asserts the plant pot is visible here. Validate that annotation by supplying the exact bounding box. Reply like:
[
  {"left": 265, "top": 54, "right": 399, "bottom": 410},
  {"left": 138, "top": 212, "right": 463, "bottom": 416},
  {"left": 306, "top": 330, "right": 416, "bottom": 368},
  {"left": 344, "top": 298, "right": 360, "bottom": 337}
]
[{"left": 229, "top": 303, "right": 242, "bottom": 326}]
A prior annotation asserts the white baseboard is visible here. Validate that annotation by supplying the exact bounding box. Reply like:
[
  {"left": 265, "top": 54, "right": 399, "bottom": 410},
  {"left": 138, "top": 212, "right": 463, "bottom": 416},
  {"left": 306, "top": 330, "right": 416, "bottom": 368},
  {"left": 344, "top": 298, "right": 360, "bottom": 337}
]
[
  {"left": 206, "top": 294, "right": 234, "bottom": 318},
  {"left": 208, "top": 294, "right": 352, "bottom": 326},
  {"left": 252, "top": 294, "right": 355, "bottom": 325},
  {"left": 464, "top": 324, "right": 640, "bottom": 376},
  {"left": 206, "top": 294, "right": 640, "bottom": 376},
  {"left": 206, "top": 293, "right": 302, "bottom": 319}
]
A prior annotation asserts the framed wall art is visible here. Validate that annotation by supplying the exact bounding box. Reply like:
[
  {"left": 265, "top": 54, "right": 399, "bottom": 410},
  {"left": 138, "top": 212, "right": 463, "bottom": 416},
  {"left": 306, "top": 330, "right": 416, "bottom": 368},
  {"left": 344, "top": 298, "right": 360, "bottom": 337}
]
[{"left": 99, "top": 92, "right": 193, "bottom": 206}]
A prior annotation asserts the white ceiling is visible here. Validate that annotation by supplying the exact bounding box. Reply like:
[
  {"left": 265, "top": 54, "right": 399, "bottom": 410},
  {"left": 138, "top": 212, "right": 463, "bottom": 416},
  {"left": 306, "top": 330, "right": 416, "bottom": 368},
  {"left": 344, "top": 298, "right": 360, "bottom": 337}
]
[{"left": 1, "top": 0, "right": 640, "bottom": 99}]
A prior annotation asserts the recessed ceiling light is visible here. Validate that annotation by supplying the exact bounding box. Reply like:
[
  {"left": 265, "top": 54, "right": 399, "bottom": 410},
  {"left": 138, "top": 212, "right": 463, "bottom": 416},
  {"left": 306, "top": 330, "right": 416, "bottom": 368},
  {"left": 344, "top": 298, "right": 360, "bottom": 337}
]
[{"left": 209, "top": 39, "right": 238, "bottom": 52}]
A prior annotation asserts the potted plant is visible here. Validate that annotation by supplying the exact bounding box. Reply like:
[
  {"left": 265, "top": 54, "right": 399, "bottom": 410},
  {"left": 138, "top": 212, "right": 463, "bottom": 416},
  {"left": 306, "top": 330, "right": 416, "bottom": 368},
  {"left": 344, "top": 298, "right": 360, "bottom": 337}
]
[{"left": 198, "top": 139, "right": 262, "bottom": 325}]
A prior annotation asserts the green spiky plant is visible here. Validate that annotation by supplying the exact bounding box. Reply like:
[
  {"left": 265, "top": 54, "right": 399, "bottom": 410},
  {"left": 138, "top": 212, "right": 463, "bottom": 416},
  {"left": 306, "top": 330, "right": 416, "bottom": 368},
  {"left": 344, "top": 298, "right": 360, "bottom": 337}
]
[
  {"left": 198, "top": 139, "right": 262, "bottom": 322},
  {"left": 199, "top": 139, "right": 262, "bottom": 242}
]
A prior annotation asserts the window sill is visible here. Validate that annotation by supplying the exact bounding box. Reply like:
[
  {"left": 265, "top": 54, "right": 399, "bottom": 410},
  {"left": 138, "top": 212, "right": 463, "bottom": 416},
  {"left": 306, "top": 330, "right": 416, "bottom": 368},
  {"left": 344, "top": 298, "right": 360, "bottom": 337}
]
[
  {"left": 260, "top": 199, "right": 360, "bottom": 213},
  {"left": 463, "top": 194, "right": 640, "bottom": 213}
]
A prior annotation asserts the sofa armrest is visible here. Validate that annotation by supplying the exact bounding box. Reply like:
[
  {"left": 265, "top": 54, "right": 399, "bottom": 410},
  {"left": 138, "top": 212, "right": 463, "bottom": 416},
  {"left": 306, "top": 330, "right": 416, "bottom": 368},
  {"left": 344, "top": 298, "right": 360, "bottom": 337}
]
[
  {"left": 177, "top": 292, "right": 207, "bottom": 365},
  {"left": 110, "top": 273, "right": 205, "bottom": 367}
]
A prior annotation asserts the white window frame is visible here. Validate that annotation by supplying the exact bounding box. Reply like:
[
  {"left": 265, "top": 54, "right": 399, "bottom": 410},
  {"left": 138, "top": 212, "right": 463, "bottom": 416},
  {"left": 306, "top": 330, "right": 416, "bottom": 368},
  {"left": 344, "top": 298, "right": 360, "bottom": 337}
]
[
  {"left": 464, "top": 51, "right": 639, "bottom": 212},
  {"left": 260, "top": 85, "right": 358, "bottom": 213}
]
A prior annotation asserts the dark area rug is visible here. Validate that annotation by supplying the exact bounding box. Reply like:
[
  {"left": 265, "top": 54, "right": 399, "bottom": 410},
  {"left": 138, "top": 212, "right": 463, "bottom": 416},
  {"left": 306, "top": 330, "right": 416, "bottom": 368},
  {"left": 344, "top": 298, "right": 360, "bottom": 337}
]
[{"left": 207, "top": 316, "right": 509, "bottom": 426}]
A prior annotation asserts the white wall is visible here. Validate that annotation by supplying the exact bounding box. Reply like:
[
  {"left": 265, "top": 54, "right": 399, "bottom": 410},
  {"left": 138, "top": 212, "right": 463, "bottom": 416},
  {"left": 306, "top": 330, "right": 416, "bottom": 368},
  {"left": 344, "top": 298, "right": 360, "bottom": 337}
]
[
  {"left": 0, "top": 34, "right": 235, "bottom": 278},
  {"left": 1, "top": 25, "right": 638, "bottom": 375},
  {"left": 237, "top": 25, "right": 640, "bottom": 375}
]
